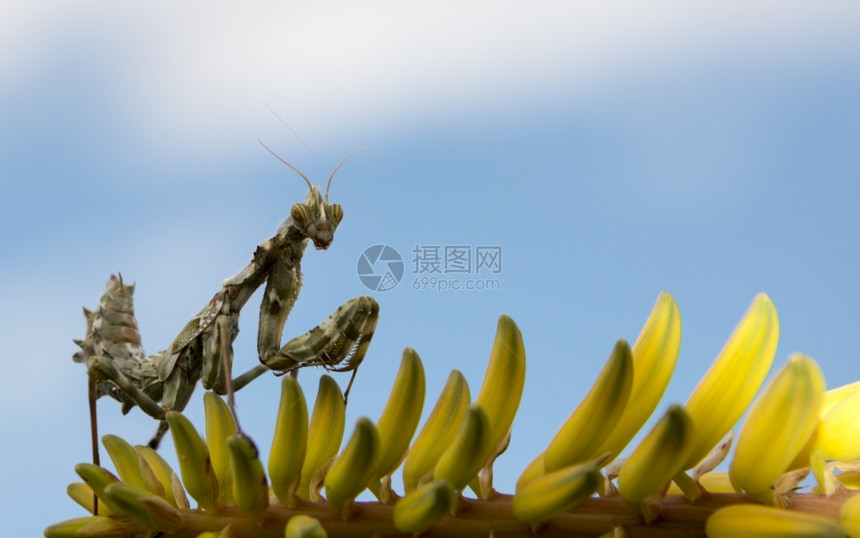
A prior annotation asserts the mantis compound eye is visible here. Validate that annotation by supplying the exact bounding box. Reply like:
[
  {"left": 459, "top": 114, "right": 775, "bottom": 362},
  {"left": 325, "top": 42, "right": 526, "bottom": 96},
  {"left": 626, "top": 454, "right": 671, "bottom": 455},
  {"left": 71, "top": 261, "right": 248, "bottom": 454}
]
[
  {"left": 291, "top": 203, "right": 310, "bottom": 224},
  {"left": 329, "top": 203, "right": 344, "bottom": 226}
]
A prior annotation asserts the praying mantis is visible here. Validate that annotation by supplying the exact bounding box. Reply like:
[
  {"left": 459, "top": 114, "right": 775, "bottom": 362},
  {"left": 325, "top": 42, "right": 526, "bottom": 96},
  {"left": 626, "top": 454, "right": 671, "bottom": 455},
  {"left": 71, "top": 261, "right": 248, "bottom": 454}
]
[{"left": 73, "top": 142, "right": 379, "bottom": 451}]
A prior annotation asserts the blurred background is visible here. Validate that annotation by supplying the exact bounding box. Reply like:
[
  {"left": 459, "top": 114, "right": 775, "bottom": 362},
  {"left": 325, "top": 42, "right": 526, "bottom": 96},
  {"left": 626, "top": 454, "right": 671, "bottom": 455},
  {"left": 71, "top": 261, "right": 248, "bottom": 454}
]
[{"left": 1, "top": 2, "right": 858, "bottom": 534}]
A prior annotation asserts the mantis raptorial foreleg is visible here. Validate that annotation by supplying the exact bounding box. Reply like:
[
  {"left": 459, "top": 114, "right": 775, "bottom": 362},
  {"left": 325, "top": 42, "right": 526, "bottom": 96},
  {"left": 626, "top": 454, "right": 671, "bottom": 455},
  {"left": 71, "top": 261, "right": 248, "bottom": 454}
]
[
  {"left": 255, "top": 245, "right": 379, "bottom": 402},
  {"left": 261, "top": 295, "right": 379, "bottom": 402}
]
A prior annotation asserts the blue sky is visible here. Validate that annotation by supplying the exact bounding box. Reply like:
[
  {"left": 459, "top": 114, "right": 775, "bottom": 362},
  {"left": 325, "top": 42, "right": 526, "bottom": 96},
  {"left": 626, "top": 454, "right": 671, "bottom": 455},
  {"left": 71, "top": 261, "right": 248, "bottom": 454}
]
[{"left": 2, "top": 2, "right": 859, "bottom": 535}]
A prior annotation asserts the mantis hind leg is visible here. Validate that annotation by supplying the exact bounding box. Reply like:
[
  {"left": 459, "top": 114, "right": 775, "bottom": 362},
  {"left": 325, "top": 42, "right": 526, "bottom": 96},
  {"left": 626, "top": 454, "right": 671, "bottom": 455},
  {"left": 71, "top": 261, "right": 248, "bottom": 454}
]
[
  {"left": 147, "top": 354, "right": 200, "bottom": 449},
  {"left": 145, "top": 363, "right": 269, "bottom": 450},
  {"left": 261, "top": 295, "right": 379, "bottom": 401},
  {"left": 88, "top": 356, "right": 166, "bottom": 421},
  {"left": 231, "top": 364, "right": 272, "bottom": 392},
  {"left": 201, "top": 312, "right": 271, "bottom": 395},
  {"left": 86, "top": 355, "right": 173, "bottom": 449},
  {"left": 148, "top": 421, "right": 169, "bottom": 449}
]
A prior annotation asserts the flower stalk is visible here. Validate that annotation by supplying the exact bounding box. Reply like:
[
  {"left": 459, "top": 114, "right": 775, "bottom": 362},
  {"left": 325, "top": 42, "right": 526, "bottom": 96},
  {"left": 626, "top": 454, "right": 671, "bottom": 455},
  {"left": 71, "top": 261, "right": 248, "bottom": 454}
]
[{"left": 48, "top": 295, "right": 860, "bottom": 538}]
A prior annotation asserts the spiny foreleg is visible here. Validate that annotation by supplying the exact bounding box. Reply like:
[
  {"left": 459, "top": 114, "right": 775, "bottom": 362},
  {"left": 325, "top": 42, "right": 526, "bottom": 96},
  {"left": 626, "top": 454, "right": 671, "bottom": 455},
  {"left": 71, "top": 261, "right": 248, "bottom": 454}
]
[
  {"left": 190, "top": 295, "right": 270, "bottom": 437},
  {"left": 261, "top": 296, "right": 379, "bottom": 402},
  {"left": 257, "top": 256, "right": 302, "bottom": 365}
]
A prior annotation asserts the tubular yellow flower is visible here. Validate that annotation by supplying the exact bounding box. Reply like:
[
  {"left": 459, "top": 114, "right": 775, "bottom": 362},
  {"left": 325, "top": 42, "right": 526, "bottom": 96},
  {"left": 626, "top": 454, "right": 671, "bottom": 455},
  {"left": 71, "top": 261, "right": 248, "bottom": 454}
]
[
  {"left": 102, "top": 434, "right": 162, "bottom": 496},
  {"left": 44, "top": 516, "right": 139, "bottom": 538},
  {"left": 323, "top": 417, "right": 380, "bottom": 517},
  {"left": 836, "top": 470, "right": 860, "bottom": 490},
  {"left": 617, "top": 405, "right": 696, "bottom": 521},
  {"left": 74, "top": 463, "right": 125, "bottom": 516},
  {"left": 841, "top": 492, "right": 860, "bottom": 538},
  {"left": 392, "top": 479, "right": 457, "bottom": 534},
  {"left": 790, "top": 380, "right": 860, "bottom": 470},
  {"left": 299, "top": 375, "right": 346, "bottom": 502},
  {"left": 203, "top": 392, "right": 237, "bottom": 506},
  {"left": 543, "top": 340, "right": 633, "bottom": 474},
  {"left": 596, "top": 292, "right": 681, "bottom": 461},
  {"left": 286, "top": 515, "right": 329, "bottom": 538},
  {"left": 668, "top": 471, "right": 735, "bottom": 494},
  {"left": 66, "top": 482, "right": 114, "bottom": 516},
  {"left": 100, "top": 482, "right": 181, "bottom": 532},
  {"left": 475, "top": 315, "right": 526, "bottom": 456},
  {"left": 228, "top": 435, "right": 269, "bottom": 521},
  {"left": 706, "top": 504, "right": 844, "bottom": 538},
  {"left": 682, "top": 293, "right": 779, "bottom": 471},
  {"left": 269, "top": 375, "right": 308, "bottom": 507},
  {"left": 512, "top": 461, "right": 601, "bottom": 527},
  {"left": 472, "top": 315, "right": 526, "bottom": 497},
  {"left": 516, "top": 452, "right": 546, "bottom": 492},
  {"left": 434, "top": 405, "right": 492, "bottom": 491},
  {"left": 729, "top": 354, "right": 825, "bottom": 505},
  {"left": 136, "top": 445, "right": 186, "bottom": 509},
  {"left": 824, "top": 380, "right": 860, "bottom": 407},
  {"left": 402, "top": 370, "right": 471, "bottom": 493},
  {"left": 166, "top": 411, "right": 219, "bottom": 512},
  {"left": 374, "top": 348, "right": 426, "bottom": 483},
  {"left": 811, "top": 387, "right": 860, "bottom": 495}
]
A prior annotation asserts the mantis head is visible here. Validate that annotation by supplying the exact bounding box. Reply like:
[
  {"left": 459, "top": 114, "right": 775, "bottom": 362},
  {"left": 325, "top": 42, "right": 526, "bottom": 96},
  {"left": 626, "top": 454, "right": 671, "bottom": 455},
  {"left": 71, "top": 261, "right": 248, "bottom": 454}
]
[
  {"left": 259, "top": 141, "right": 362, "bottom": 250},
  {"left": 291, "top": 184, "right": 343, "bottom": 250}
]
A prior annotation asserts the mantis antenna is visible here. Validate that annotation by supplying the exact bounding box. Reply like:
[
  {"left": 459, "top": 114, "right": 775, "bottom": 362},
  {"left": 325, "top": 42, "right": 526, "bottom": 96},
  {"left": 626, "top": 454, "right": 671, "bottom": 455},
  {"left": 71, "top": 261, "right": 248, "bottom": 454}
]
[
  {"left": 257, "top": 139, "right": 365, "bottom": 200},
  {"left": 257, "top": 139, "right": 313, "bottom": 190},
  {"left": 325, "top": 146, "right": 365, "bottom": 199}
]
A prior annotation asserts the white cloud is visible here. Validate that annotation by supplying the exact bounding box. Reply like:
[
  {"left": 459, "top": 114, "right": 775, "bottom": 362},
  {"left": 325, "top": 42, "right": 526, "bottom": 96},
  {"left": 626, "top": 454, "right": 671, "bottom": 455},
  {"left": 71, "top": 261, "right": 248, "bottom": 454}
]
[{"left": 3, "top": 1, "right": 857, "bottom": 152}]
